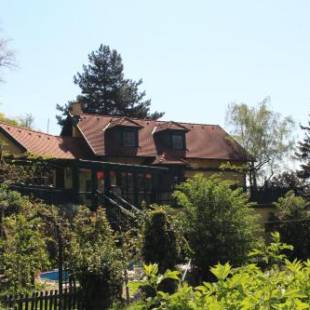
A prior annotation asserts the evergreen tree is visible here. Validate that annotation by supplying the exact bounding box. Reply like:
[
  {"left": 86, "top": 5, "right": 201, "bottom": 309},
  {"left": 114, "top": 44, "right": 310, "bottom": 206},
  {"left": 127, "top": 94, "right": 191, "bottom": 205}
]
[
  {"left": 295, "top": 118, "right": 310, "bottom": 180},
  {"left": 56, "top": 45, "right": 164, "bottom": 125}
]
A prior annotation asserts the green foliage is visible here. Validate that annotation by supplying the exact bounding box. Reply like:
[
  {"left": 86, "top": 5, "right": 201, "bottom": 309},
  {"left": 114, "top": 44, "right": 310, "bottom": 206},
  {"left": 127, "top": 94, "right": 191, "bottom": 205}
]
[
  {"left": 142, "top": 208, "right": 178, "bottom": 273},
  {"left": 128, "top": 281, "right": 144, "bottom": 296},
  {"left": 268, "top": 171, "right": 307, "bottom": 190},
  {"left": 271, "top": 191, "right": 310, "bottom": 260},
  {"left": 57, "top": 44, "right": 163, "bottom": 125},
  {"left": 274, "top": 191, "right": 308, "bottom": 219},
  {"left": 0, "top": 213, "right": 49, "bottom": 296},
  {"left": 69, "top": 206, "right": 123, "bottom": 310},
  {"left": 0, "top": 109, "right": 34, "bottom": 128},
  {"left": 219, "top": 161, "right": 248, "bottom": 176},
  {"left": 0, "top": 184, "right": 26, "bottom": 218},
  {"left": 249, "top": 231, "right": 293, "bottom": 269},
  {"left": 173, "top": 175, "right": 261, "bottom": 281},
  {"left": 139, "top": 264, "right": 180, "bottom": 309},
  {"left": 226, "top": 99, "right": 295, "bottom": 188},
  {"left": 0, "top": 111, "right": 19, "bottom": 126},
  {"left": 0, "top": 157, "right": 53, "bottom": 187},
  {"left": 0, "top": 186, "right": 69, "bottom": 297},
  {"left": 295, "top": 118, "right": 310, "bottom": 181},
  {"left": 120, "top": 241, "right": 310, "bottom": 310}
]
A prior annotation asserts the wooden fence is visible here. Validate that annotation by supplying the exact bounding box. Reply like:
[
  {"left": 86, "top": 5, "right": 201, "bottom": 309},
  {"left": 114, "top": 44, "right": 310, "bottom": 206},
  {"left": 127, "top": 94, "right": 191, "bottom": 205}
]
[{"left": 2, "top": 286, "right": 82, "bottom": 310}]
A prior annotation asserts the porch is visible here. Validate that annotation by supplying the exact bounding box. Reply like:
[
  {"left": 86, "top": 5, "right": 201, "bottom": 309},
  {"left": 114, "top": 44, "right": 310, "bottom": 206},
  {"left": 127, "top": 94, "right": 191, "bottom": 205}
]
[{"left": 9, "top": 159, "right": 175, "bottom": 208}]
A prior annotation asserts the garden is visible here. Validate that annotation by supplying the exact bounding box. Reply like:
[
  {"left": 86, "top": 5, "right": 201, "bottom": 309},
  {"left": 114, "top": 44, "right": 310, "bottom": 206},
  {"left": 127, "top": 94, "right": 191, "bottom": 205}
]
[{"left": 0, "top": 168, "right": 309, "bottom": 309}]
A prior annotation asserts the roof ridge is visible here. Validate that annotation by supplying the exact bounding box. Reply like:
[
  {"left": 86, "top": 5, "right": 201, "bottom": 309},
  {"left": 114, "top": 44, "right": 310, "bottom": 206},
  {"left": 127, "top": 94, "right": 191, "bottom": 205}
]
[{"left": 79, "top": 113, "right": 221, "bottom": 128}]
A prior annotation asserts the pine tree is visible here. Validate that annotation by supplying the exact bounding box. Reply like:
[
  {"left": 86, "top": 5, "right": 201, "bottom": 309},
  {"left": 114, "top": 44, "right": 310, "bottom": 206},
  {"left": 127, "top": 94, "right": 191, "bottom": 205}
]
[
  {"left": 295, "top": 118, "right": 310, "bottom": 180},
  {"left": 56, "top": 45, "right": 164, "bottom": 125}
]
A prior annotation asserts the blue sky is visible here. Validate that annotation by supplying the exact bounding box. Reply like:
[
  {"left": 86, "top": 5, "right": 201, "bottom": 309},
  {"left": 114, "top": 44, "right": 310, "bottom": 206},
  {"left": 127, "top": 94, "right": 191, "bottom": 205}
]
[{"left": 0, "top": 0, "right": 309, "bottom": 136}]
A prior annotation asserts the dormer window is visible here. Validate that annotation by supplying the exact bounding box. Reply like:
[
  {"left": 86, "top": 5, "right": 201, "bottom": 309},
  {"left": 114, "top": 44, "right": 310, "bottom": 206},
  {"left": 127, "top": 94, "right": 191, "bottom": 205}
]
[
  {"left": 161, "top": 132, "right": 185, "bottom": 150},
  {"left": 154, "top": 121, "right": 188, "bottom": 151},
  {"left": 104, "top": 117, "right": 142, "bottom": 150}
]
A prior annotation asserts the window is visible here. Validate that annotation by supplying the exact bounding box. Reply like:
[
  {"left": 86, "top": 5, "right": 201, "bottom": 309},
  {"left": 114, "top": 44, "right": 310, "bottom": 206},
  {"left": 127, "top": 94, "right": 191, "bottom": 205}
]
[
  {"left": 64, "top": 167, "right": 73, "bottom": 189},
  {"left": 108, "top": 127, "right": 139, "bottom": 148},
  {"left": 96, "top": 171, "right": 105, "bottom": 193},
  {"left": 171, "top": 133, "right": 185, "bottom": 150},
  {"left": 79, "top": 168, "right": 92, "bottom": 193},
  {"left": 159, "top": 131, "right": 186, "bottom": 150},
  {"left": 123, "top": 129, "right": 138, "bottom": 147}
]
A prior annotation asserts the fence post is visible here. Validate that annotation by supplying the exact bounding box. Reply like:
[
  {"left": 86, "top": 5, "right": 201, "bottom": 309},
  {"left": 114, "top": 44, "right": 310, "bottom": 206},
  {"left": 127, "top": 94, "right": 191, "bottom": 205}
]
[{"left": 24, "top": 293, "right": 29, "bottom": 310}]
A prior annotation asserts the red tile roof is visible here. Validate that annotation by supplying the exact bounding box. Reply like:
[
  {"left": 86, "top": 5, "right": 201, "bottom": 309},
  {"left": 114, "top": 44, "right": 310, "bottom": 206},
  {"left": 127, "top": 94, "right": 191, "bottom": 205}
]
[
  {"left": 0, "top": 122, "right": 91, "bottom": 159},
  {"left": 75, "top": 114, "right": 250, "bottom": 162}
]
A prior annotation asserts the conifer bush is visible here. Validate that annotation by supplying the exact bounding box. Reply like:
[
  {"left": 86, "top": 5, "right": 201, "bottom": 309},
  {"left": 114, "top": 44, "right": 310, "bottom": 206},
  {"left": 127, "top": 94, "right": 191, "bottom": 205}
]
[
  {"left": 142, "top": 208, "right": 178, "bottom": 274},
  {"left": 142, "top": 207, "right": 179, "bottom": 295}
]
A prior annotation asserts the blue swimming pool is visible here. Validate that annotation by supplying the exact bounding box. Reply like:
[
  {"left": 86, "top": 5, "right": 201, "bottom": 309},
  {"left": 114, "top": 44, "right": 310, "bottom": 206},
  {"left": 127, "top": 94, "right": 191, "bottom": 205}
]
[{"left": 40, "top": 270, "right": 69, "bottom": 282}]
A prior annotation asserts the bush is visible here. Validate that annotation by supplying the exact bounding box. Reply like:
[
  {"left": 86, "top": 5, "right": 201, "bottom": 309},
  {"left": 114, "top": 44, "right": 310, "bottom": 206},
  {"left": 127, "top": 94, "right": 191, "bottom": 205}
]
[
  {"left": 0, "top": 184, "right": 27, "bottom": 218},
  {"left": 272, "top": 191, "right": 310, "bottom": 260},
  {"left": 121, "top": 234, "right": 310, "bottom": 309},
  {"left": 142, "top": 207, "right": 178, "bottom": 274},
  {"left": 0, "top": 213, "right": 49, "bottom": 296},
  {"left": 173, "top": 174, "right": 261, "bottom": 281},
  {"left": 70, "top": 206, "right": 123, "bottom": 310},
  {"left": 0, "top": 186, "right": 50, "bottom": 296}
]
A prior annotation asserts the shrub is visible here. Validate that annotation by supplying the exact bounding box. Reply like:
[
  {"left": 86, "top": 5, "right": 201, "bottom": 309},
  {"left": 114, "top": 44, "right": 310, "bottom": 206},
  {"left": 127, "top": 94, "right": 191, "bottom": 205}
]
[
  {"left": 173, "top": 174, "right": 261, "bottom": 281},
  {"left": 123, "top": 234, "right": 310, "bottom": 310},
  {"left": 142, "top": 207, "right": 178, "bottom": 274},
  {"left": 272, "top": 191, "right": 310, "bottom": 260},
  {"left": 0, "top": 186, "right": 51, "bottom": 296},
  {"left": 0, "top": 184, "right": 27, "bottom": 218},
  {"left": 69, "top": 206, "right": 123, "bottom": 310},
  {"left": 0, "top": 213, "right": 49, "bottom": 296}
]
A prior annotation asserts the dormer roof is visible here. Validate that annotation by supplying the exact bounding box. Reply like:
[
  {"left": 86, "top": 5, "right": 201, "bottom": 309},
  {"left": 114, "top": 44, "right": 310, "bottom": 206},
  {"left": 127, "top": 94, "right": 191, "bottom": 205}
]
[
  {"left": 153, "top": 121, "right": 189, "bottom": 134},
  {"left": 104, "top": 117, "right": 143, "bottom": 131}
]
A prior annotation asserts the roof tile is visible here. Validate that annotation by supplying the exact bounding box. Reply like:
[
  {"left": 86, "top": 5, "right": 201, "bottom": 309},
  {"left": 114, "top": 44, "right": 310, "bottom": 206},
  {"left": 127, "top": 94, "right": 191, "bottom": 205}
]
[
  {"left": 76, "top": 114, "right": 250, "bottom": 161},
  {"left": 0, "top": 122, "right": 92, "bottom": 159}
]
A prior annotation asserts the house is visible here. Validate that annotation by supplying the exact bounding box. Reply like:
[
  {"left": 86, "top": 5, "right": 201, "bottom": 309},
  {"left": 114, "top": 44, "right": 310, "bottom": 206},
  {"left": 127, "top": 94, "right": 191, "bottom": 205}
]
[{"left": 0, "top": 104, "right": 251, "bottom": 208}]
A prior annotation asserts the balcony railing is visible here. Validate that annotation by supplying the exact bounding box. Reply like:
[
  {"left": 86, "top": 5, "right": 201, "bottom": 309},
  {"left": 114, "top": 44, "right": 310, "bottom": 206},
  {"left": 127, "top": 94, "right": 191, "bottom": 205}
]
[{"left": 9, "top": 184, "right": 76, "bottom": 205}]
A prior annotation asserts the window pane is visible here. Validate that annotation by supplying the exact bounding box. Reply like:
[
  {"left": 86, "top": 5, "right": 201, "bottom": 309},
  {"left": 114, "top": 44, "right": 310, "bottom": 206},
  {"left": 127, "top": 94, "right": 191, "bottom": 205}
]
[
  {"left": 162, "top": 134, "right": 171, "bottom": 147},
  {"left": 96, "top": 171, "right": 105, "bottom": 193},
  {"left": 64, "top": 167, "right": 73, "bottom": 189},
  {"left": 114, "top": 130, "right": 122, "bottom": 145},
  {"left": 110, "top": 171, "right": 117, "bottom": 186},
  {"left": 172, "top": 134, "right": 184, "bottom": 150},
  {"left": 79, "top": 168, "right": 92, "bottom": 193},
  {"left": 123, "top": 130, "right": 137, "bottom": 147}
]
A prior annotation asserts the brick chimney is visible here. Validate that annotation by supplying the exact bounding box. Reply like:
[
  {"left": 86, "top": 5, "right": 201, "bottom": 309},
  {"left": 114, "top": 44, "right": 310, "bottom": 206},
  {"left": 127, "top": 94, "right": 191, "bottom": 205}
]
[{"left": 69, "top": 102, "right": 82, "bottom": 116}]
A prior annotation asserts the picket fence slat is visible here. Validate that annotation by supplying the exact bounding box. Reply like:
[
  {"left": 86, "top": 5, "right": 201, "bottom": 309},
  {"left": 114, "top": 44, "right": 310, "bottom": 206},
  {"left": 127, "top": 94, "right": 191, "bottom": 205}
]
[
  {"left": 44, "top": 291, "right": 48, "bottom": 310},
  {"left": 48, "top": 290, "right": 53, "bottom": 310},
  {"left": 1, "top": 284, "right": 81, "bottom": 310}
]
